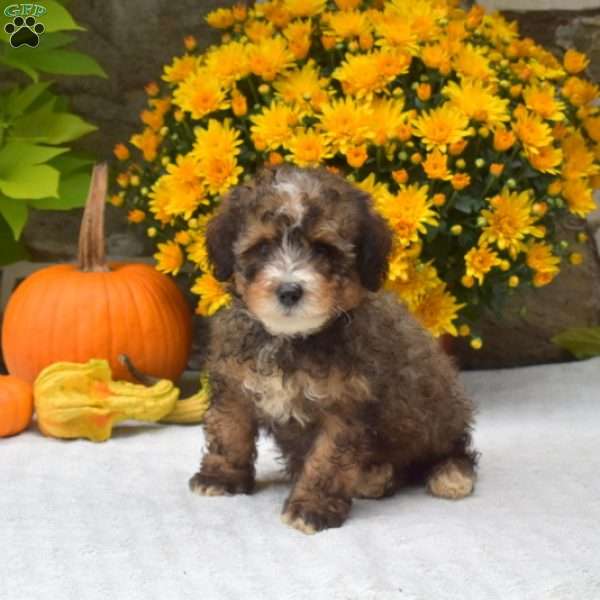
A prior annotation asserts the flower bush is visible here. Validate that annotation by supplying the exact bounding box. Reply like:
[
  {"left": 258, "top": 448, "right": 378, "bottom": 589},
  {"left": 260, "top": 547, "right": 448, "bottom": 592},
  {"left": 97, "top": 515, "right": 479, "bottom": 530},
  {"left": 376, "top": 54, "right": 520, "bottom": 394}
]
[{"left": 112, "top": 0, "right": 600, "bottom": 347}]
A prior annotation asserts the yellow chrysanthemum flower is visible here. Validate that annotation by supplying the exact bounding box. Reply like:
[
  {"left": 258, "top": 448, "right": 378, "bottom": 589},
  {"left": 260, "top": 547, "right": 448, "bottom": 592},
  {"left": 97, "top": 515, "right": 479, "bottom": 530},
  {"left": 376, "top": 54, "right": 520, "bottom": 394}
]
[
  {"left": 526, "top": 145, "right": 562, "bottom": 175},
  {"left": 192, "top": 119, "right": 243, "bottom": 163},
  {"left": 173, "top": 69, "right": 229, "bottom": 120},
  {"left": 421, "top": 42, "right": 452, "bottom": 74},
  {"left": 318, "top": 97, "right": 373, "bottom": 152},
  {"left": 388, "top": 0, "right": 446, "bottom": 43},
  {"left": 127, "top": 209, "right": 145, "bottom": 224},
  {"left": 200, "top": 155, "right": 244, "bottom": 196},
  {"left": 245, "top": 19, "right": 275, "bottom": 43},
  {"left": 526, "top": 242, "right": 560, "bottom": 286},
  {"left": 386, "top": 260, "right": 439, "bottom": 311},
  {"left": 333, "top": 49, "right": 411, "bottom": 98},
  {"left": 563, "top": 49, "right": 590, "bottom": 75},
  {"left": 562, "top": 77, "right": 599, "bottom": 108},
  {"left": 584, "top": 116, "right": 600, "bottom": 144},
  {"left": 192, "top": 273, "right": 231, "bottom": 317},
  {"left": 140, "top": 108, "right": 164, "bottom": 132},
  {"left": 205, "top": 8, "right": 235, "bottom": 29},
  {"left": 154, "top": 241, "right": 184, "bottom": 276},
  {"left": 373, "top": 11, "right": 419, "bottom": 53},
  {"left": 379, "top": 184, "right": 438, "bottom": 247},
  {"left": 368, "top": 97, "right": 406, "bottom": 145},
  {"left": 413, "top": 283, "right": 464, "bottom": 337},
  {"left": 443, "top": 80, "right": 509, "bottom": 127},
  {"left": 386, "top": 241, "right": 412, "bottom": 283},
  {"left": 453, "top": 44, "right": 494, "bottom": 82},
  {"left": 250, "top": 101, "right": 301, "bottom": 151},
  {"left": 163, "top": 155, "right": 206, "bottom": 218},
  {"left": 561, "top": 133, "right": 599, "bottom": 180},
  {"left": 187, "top": 231, "right": 211, "bottom": 271},
  {"left": 148, "top": 178, "right": 173, "bottom": 225},
  {"left": 162, "top": 55, "right": 198, "bottom": 84},
  {"left": 512, "top": 108, "right": 553, "bottom": 155},
  {"left": 247, "top": 37, "right": 295, "bottom": 81},
  {"left": 422, "top": 148, "right": 452, "bottom": 181},
  {"left": 334, "top": 0, "right": 362, "bottom": 10},
  {"left": 325, "top": 9, "right": 369, "bottom": 40},
  {"left": 130, "top": 128, "right": 160, "bottom": 162},
  {"left": 273, "top": 61, "right": 330, "bottom": 112},
  {"left": 480, "top": 188, "right": 544, "bottom": 259},
  {"left": 283, "top": 0, "right": 326, "bottom": 18},
  {"left": 353, "top": 173, "right": 394, "bottom": 207},
  {"left": 283, "top": 19, "right": 312, "bottom": 60},
  {"left": 413, "top": 104, "right": 470, "bottom": 151},
  {"left": 464, "top": 244, "right": 502, "bottom": 285},
  {"left": 523, "top": 83, "right": 565, "bottom": 122},
  {"left": 285, "top": 128, "right": 333, "bottom": 167},
  {"left": 561, "top": 179, "right": 597, "bottom": 218},
  {"left": 204, "top": 41, "right": 250, "bottom": 85},
  {"left": 482, "top": 13, "right": 519, "bottom": 46},
  {"left": 255, "top": 1, "right": 291, "bottom": 28}
]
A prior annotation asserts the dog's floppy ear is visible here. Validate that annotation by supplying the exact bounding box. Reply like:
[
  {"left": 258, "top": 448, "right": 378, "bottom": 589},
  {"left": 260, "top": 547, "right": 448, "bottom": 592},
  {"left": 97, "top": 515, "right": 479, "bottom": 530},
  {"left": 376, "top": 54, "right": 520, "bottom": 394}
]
[
  {"left": 205, "top": 188, "right": 242, "bottom": 281},
  {"left": 354, "top": 190, "right": 392, "bottom": 292}
]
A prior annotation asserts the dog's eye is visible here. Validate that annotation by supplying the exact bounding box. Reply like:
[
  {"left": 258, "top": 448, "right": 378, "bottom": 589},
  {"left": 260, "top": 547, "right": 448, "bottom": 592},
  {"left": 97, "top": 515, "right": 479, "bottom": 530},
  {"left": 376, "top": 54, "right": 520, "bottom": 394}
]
[
  {"left": 249, "top": 239, "right": 272, "bottom": 258},
  {"left": 312, "top": 241, "right": 338, "bottom": 258}
]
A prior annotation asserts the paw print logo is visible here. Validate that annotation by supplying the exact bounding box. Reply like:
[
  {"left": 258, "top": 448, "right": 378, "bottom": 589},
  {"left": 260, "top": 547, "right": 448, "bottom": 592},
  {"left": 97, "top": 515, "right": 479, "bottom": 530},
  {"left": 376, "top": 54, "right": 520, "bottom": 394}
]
[{"left": 4, "top": 16, "right": 45, "bottom": 48}]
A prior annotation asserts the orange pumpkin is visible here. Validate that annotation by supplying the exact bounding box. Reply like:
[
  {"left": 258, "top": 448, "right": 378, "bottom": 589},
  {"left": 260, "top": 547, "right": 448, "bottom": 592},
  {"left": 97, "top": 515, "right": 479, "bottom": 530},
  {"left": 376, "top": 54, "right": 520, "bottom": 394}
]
[
  {"left": 0, "top": 375, "right": 33, "bottom": 437},
  {"left": 1, "top": 164, "right": 192, "bottom": 383}
]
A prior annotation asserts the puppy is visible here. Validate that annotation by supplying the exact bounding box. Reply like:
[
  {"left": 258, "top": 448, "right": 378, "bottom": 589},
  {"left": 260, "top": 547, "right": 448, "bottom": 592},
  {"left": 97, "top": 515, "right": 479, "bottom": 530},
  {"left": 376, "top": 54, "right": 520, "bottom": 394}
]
[{"left": 189, "top": 165, "right": 478, "bottom": 534}]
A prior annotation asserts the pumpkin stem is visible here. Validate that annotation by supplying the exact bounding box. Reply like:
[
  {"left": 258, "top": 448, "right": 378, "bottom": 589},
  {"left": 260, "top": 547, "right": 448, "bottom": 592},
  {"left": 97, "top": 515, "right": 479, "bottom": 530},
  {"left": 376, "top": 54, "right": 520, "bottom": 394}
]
[
  {"left": 78, "top": 163, "right": 110, "bottom": 272},
  {"left": 118, "top": 354, "right": 160, "bottom": 386}
]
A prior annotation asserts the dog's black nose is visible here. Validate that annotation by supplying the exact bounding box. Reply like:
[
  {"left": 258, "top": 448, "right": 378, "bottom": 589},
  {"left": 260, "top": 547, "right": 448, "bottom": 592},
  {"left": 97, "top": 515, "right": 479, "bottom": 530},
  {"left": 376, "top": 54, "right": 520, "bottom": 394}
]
[{"left": 277, "top": 283, "right": 303, "bottom": 307}]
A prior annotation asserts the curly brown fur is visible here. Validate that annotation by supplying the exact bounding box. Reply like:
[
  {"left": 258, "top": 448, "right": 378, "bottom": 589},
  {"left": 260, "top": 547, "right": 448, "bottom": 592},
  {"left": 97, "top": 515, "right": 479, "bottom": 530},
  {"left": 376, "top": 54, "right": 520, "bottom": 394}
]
[{"left": 190, "top": 165, "right": 478, "bottom": 534}]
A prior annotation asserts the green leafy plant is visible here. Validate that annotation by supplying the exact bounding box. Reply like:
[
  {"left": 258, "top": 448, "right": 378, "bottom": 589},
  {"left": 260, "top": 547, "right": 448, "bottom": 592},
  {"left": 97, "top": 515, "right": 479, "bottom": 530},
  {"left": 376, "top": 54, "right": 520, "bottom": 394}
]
[
  {"left": 552, "top": 327, "right": 600, "bottom": 359},
  {"left": 0, "top": 0, "right": 106, "bottom": 264}
]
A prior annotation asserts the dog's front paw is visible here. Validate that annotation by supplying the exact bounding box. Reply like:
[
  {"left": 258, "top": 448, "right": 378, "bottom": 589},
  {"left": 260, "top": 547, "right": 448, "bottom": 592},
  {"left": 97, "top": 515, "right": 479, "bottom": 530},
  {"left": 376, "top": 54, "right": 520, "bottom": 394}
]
[
  {"left": 281, "top": 496, "right": 351, "bottom": 534},
  {"left": 189, "top": 470, "right": 254, "bottom": 496}
]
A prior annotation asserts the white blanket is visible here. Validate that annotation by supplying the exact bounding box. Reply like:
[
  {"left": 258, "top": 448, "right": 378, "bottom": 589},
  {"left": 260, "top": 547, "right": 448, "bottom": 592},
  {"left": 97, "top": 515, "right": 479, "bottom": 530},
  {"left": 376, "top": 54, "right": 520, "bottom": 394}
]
[{"left": 2, "top": 358, "right": 600, "bottom": 600}]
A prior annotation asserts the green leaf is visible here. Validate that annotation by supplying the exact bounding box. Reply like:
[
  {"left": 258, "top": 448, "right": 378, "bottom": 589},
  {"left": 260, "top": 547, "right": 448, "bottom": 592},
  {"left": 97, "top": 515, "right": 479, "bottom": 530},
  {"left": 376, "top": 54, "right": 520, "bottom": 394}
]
[
  {"left": 1, "top": 46, "right": 106, "bottom": 78},
  {"left": 454, "top": 195, "right": 481, "bottom": 214},
  {"left": 37, "top": 31, "right": 77, "bottom": 50},
  {"left": 37, "top": 0, "right": 84, "bottom": 32},
  {"left": 0, "top": 214, "right": 28, "bottom": 265},
  {"left": 11, "top": 103, "right": 96, "bottom": 144},
  {"left": 0, "top": 164, "right": 59, "bottom": 199},
  {"left": 30, "top": 168, "right": 91, "bottom": 210},
  {"left": 0, "top": 54, "right": 39, "bottom": 82},
  {"left": 48, "top": 152, "right": 95, "bottom": 175},
  {"left": 5, "top": 81, "right": 52, "bottom": 117},
  {"left": 13, "top": 48, "right": 106, "bottom": 77},
  {"left": 0, "top": 193, "right": 28, "bottom": 238},
  {"left": 552, "top": 328, "right": 600, "bottom": 360},
  {"left": 0, "top": 143, "right": 68, "bottom": 173}
]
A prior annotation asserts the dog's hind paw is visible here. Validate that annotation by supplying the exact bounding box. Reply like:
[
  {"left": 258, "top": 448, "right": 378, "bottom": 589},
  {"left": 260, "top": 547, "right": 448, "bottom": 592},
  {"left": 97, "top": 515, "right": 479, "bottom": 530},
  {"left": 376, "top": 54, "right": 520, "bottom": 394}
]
[{"left": 427, "top": 458, "right": 475, "bottom": 500}]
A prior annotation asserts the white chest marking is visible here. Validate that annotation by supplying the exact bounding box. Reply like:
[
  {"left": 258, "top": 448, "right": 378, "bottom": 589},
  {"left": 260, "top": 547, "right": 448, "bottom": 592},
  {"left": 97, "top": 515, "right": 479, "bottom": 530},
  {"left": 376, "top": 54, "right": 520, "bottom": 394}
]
[{"left": 242, "top": 371, "right": 313, "bottom": 426}]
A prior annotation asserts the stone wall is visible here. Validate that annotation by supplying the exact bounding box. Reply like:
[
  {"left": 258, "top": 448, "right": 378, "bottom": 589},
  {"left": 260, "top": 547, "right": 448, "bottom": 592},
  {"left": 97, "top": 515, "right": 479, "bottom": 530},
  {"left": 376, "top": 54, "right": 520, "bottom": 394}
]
[
  {"left": 18, "top": 0, "right": 226, "bottom": 262},
  {"left": 3, "top": 1, "right": 600, "bottom": 369}
]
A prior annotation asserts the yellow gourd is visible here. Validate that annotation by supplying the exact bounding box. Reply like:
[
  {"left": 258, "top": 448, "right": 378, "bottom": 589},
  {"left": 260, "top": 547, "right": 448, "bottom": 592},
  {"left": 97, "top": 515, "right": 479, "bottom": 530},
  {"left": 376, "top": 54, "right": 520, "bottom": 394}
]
[
  {"left": 34, "top": 359, "right": 210, "bottom": 442},
  {"left": 160, "top": 374, "right": 211, "bottom": 424}
]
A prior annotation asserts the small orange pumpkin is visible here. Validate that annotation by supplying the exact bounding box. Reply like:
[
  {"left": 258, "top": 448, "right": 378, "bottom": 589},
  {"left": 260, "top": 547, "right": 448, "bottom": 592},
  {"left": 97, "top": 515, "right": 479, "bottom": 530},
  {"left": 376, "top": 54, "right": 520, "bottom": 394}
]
[
  {"left": 1, "top": 164, "right": 192, "bottom": 383},
  {"left": 0, "top": 375, "right": 33, "bottom": 437}
]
